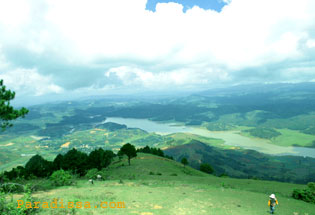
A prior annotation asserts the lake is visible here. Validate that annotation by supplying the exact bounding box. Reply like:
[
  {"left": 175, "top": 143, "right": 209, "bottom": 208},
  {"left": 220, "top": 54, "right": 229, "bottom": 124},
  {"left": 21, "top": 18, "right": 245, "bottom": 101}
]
[{"left": 105, "top": 117, "right": 315, "bottom": 158}]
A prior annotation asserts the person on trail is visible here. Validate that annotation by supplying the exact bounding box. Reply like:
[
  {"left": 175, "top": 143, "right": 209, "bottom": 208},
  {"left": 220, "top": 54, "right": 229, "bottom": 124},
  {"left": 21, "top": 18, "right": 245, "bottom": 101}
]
[{"left": 268, "top": 194, "right": 278, "bottom": 214}]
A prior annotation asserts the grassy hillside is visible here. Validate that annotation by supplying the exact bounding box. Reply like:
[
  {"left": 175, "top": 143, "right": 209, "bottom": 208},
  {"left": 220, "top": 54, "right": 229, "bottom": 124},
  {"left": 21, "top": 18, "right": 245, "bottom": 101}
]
[{"left": 12, "top": 153, "right": 314, "bottom": 215}]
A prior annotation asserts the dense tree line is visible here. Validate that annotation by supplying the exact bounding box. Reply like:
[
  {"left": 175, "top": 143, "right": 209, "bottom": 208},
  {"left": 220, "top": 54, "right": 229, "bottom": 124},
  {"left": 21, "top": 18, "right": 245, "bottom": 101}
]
[
  {"left": 0, "top": 148, "right": 115, "bottom": 181},
  {"left": 137, "top": 145, "right": 173, "bottom": 160},
  {"left": 0, "top": 144, "right": 175, "bottom": 182}
]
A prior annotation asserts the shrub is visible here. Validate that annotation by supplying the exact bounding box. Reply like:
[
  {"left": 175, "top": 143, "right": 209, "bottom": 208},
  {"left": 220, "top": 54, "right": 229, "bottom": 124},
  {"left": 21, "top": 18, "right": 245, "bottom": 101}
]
[
  {"left": 85, "top": 168, "right": 108, "bottom": 180},
  {"left": 149, "top": 171, "right": 155, "bottom": 175},
  {"left": 50, "top": 170, "right": 73, "bottom": 186},
  {"left": 0, "top": 184, "right": 37, "bottom": 215},
  {"left": 181, "top": 158, "right": 188, "bottom": 167},
  {"left": 0, "top": 183, "right": 24, "bottom": 193},
  {"left": 200, "top": 163, "right": 214, "bottom": 174},
  {"left": 219, "top": 173, "right": 229, "bottom": 178},
  {"left": 85, "top": 168, "right": 99, "bottom": 179},
  {"left": 292, "top": 182, "right": 315, "bottom": 204}
]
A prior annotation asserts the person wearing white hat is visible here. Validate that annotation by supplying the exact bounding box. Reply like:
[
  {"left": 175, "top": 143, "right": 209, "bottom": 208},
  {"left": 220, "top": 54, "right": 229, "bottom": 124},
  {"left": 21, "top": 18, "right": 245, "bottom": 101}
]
[{"left": 268, "top": 194, "right": 279, "bottom": 214}]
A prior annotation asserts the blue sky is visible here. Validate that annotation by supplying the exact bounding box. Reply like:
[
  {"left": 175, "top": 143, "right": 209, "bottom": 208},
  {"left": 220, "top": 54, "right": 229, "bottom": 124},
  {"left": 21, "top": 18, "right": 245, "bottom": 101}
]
[
  {"left": 0, "top": 0, "right": 315, "bottom": 105},
  {"left": 146, "top": 0, "right": 227, "bottom": 12}
]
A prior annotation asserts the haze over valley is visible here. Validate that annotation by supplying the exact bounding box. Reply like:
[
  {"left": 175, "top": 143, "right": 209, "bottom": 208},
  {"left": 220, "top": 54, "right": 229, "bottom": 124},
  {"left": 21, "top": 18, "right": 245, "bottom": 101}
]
[{"left": 1, "top": 0, "right": 315, "bottom": 214}]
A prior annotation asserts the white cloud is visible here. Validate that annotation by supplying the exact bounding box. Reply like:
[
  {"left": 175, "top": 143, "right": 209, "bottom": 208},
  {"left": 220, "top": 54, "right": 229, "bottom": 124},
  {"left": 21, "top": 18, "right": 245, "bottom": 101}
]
[
  {"left": 0, "top": 47, "right": 9, "bottom": 70},
  {"left": 221, "top": 0, "right": 232, "bottom": 4},
  {"left": 105, "top": 65, "right": 230, "bottom": 90},
  {"left": 0, "top": 0, "right": 315, "bottom": 99},
  {"left": 0, "top": 0, "right": 30, "bottom": 28},
  {"left": 306, "top": 39, "right": 315, "bottom": 48},
  {"left": 0, "top": 68, "right": 63, "bottom": 96}
]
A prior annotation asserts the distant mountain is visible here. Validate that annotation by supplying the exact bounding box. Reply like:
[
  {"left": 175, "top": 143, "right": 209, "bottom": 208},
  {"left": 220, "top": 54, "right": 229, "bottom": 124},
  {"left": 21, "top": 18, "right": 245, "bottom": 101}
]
[
  {"left": 164, "top": 140, "right": 315, "bottom": 183},
  {"left": 197, "top": 82, "right": 315, "bottom": 98}
]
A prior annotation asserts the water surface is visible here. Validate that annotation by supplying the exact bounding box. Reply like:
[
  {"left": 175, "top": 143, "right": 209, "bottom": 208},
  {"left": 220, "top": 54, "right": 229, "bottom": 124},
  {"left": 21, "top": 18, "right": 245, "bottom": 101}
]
[{"left": 105, "top": 117, "right": 315, "bottom": 158}]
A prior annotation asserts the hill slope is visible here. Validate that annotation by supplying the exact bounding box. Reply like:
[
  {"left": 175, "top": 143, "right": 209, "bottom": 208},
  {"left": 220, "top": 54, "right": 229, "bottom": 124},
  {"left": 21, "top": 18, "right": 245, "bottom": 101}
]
[{"left": 13, "top": 153, "right": 314, "bottom": 215}]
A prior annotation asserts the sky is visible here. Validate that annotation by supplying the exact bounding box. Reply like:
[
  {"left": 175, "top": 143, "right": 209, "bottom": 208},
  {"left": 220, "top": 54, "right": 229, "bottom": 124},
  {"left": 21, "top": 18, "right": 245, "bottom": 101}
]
[{"left": 0, "top": 0, "right": 315, "bottom": 105}]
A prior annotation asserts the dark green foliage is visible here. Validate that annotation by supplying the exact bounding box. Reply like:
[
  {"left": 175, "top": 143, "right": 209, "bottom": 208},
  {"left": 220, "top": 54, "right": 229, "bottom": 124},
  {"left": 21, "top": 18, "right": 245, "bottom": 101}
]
[
  {"left": 25, "top": 155, "right": 53, "bottom": 178},
  {"left": 52, "top": 154, "right": 64, "bottom": 170},
  {"left": 0, "top": 79, "right": 29, "bottom": 131},
  {"left": 3, "top": 166, "right": 26, "bottom": 181},
  {"left": 165, "top": 155, "right": 174, "bottom": 160},
  {"left": 96, "top": 122, "right": 127, "bottom": 131},
  {"left": 61, "top": 148, "right": 89, "bottom": 176},
  {"left": 200, "top": 163, "right": 214, "bottom": 174},
  {"left": 181, "top": 157, "right": 188, "bottom": 167},
  {"left": 137, "top": 145, "right": 166, "bottom": 158},
  {"left": 119, "top": 143, "right": 137, "bottom": 165},
  {"left": 292, "top": 182, "right": 315, "bottom": 204},
  {"left": 5, "top": 148, "right": 115, "bottom": 181},
  {"left": 302, "top": 127, "right": 315, "bottom": 135},
  {"left": 137, "top": 145, "right": 173, "bottom": 159},
  {"left": 50, "top": 170, "right": 73, "bottom": 186},
  {"left": 88, "top": 148, "right": 114, "bottom": 170},
  {"left": 243, "top": 127, "right": 281, "bottom": 139}
]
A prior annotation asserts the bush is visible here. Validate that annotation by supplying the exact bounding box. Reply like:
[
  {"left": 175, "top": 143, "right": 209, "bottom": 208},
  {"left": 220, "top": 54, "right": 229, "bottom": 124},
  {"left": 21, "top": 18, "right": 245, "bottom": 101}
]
[
  {"left": 0, "top": 183, "right": 24, "bottom": 193},
  {"left": 85, "top": 168, "right": 99, "bottom": 179},
  {"left": 50, "top": 170, "right": 73, "bottom": 186},
  {"left": 85, "top": 168, "right": 108, "bottom": 180},
  {"left": 292, "top": 182, "right": 315, "bottom": 204},
  {"left": 0, "top": 185, "right": 37, "bottom": 215},
  {"left": 200, "top": 163, "right": 214, "bottom": 174}
]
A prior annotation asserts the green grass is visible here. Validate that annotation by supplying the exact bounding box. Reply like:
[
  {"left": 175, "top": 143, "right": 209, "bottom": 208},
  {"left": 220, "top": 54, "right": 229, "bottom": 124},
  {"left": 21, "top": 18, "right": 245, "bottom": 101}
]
[
  {"left": 12, "top": 153, "right": 314, "bottom": 215},
  {"left": 240, "top": 128, "right": 315, "bottom": 147},
  {"left": 272, "top": 129, "right": 315, "bottom": 147},
  {"left": 165, "top": 133, "right": 225, "bottom": 149}
]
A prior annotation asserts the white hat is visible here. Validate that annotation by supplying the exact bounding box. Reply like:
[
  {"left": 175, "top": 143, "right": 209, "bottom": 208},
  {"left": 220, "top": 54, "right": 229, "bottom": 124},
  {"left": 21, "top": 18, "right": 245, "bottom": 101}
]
[{"left": 269, "top": 194, "right": 276, "bottom": 199}]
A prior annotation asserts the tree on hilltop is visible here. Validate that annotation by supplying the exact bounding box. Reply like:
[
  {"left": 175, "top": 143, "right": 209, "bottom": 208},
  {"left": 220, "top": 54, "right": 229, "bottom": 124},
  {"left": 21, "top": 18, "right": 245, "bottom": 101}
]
[
  {"left": 25, "top": 155, "right": 53, "bottom": 177},
  {"left": 118, "top": 143, "right": 137, "bottom": 165},
  {"left": 88, "top": 148, "right": 114, "bottom": 170}
]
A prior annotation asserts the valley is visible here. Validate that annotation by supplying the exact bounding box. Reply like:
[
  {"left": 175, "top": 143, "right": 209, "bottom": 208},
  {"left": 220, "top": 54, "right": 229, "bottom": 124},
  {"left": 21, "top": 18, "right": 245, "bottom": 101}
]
[{"left": 2, "top": 83, "right": 315, "bottom": 183}]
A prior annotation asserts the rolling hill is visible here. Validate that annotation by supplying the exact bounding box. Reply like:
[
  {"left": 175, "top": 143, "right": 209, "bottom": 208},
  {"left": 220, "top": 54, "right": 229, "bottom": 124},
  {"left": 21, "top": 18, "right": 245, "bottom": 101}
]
[{"left": 10, "top": 153, "right": 314, "bottom": 215}]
